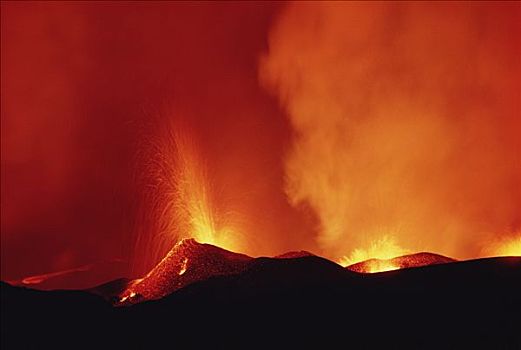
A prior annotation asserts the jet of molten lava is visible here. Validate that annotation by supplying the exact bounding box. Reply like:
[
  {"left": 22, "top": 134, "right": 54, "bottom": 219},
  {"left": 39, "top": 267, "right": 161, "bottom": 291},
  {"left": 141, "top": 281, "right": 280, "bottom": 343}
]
[
  {"left": 133, "top": 120, "right": 243, "bottom": 275},
  {"left": 495, "top": 238, "right": 521, "bottom": 257},
  {"left": 484, "top": 234, "right": 521, "bottom": 257},
  {"left": 339, "top": 235, "right": 408, "bottom": 273},
  {"left": 167, "top": 127, "right": 240, "bottom": 251}
]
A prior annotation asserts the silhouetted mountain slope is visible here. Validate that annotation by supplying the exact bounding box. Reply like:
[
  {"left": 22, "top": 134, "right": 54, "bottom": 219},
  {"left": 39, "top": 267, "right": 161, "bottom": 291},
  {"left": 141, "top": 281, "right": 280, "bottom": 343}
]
[
  {"left": 2, "top": 257, "right": 520, "bottom": 349},
  {"left": 127, "top": 256, "right": 521, "bottom": 349},
  {"left": 0, "top": 282, "right": 122, "bottom": 350},
  {"left": 86, "top": 278, "right": 132, "bottom": 302}
]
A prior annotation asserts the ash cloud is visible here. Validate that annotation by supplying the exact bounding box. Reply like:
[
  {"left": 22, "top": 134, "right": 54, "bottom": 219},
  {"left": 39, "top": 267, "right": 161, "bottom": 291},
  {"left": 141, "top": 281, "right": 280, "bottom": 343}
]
[{"left": 261, "top": 3, "right": 521, "bottom": 259}]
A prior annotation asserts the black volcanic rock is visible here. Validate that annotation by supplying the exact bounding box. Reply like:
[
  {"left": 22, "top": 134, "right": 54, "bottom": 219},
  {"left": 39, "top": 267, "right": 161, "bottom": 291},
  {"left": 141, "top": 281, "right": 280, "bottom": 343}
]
[
  {"left": 0, "top": 281, "right": 123, "bottom": 350},
  {"left": 131, "top": 256, "right": 521, "bottom": 348},
  {"left": 86, "top": 278, "right": 132, "bottom": 302},
  {"left": 2, "top": 258, "right": 521, "bottom": 349}
]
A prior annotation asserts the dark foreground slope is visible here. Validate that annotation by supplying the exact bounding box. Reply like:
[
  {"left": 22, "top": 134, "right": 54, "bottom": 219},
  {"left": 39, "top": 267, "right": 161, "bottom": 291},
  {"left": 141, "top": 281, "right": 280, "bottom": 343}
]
[{"left": 2, "top": 257, "right": 521, "bottom": 349}]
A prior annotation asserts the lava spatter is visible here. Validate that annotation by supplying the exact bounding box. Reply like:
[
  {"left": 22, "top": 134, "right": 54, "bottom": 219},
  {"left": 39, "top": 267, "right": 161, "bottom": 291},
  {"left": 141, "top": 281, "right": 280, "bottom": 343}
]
[
  {"left": 119, "top": 239, "right": 252, "bottom": 304},
  {"left": 345, "top": 252, "right": 456, "bottom": 273}
]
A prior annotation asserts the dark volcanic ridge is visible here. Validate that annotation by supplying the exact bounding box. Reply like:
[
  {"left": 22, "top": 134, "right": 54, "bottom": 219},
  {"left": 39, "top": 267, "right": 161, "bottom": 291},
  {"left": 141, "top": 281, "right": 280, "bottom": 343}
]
[
  {"left": 6, "top": 239, "right": 512, "bottom": 307},
  {"left": 5, "top": 240, "right": 467, "bottom": 305},
  {"left": 2, "top": 255, "right": 520, "bottom": 349},
  {"left": 115, "top": 240, "right": 457, "bottom": 305}
]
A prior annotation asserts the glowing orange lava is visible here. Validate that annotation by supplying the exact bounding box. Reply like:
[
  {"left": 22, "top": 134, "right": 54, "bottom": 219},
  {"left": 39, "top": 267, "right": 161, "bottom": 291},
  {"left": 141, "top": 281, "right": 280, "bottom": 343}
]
[
  {"left": 134, "top": 122, "right": 243, "bottom": 274},
  {"left": 485, "top": 235, "right": 521, "bottom": 257},
  {"left": 363, "top": 260, "right": 400, "bottom": 274},
  {"left": 19, "top": 264, "right": 92, "bottom": 285},
  {"left": 339, "top": 236, "right": 408, "bottom": 273},
  {"left": 166, "top": 127, "right": 240, "bottom": 251},
  {"left": 178, "top": 258, "right": 189, "bottom": 275}
]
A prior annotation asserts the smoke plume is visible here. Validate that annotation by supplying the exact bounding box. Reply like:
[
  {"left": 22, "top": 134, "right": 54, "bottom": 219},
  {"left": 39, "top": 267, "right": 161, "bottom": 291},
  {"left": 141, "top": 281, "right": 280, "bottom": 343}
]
[{"left": 261, "top": 2, "right": 521, "bottom": 260}]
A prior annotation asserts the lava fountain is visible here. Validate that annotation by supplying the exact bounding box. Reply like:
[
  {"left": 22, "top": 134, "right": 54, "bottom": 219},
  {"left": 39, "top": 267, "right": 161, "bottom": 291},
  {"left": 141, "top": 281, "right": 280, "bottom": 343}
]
[
  {"left": 339, "top": 235, "right": 407, "bottom": 273},
  {"left": 162, "top": 128, "right": 239, "bottom": 249},
  {"left": 132, "top": 119, "right": 243, "bottom": 275},
  {"left": 483, "top": 233, "right": 521, "bottom": 258},
  {"left": 128, "top": 3, "right": 521, "bottom": 277}
]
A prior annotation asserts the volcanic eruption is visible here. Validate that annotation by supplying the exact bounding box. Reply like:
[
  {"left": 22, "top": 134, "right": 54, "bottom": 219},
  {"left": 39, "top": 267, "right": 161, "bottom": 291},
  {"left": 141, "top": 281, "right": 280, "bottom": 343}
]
[
  {"left": 1, "top": 2, "right": 521, "bottom": 348},
  {"left": 260, "top": 1, "right": 521, "bottom": 264},
  {"left": 130, "top": 120, "right": 245, "bottom": 276}
]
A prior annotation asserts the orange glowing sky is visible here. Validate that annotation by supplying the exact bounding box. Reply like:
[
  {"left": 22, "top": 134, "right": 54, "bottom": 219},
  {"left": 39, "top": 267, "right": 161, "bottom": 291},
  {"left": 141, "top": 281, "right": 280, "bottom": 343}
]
[{"left": 1, "top": 2, "right": 520, "bottom": 284}]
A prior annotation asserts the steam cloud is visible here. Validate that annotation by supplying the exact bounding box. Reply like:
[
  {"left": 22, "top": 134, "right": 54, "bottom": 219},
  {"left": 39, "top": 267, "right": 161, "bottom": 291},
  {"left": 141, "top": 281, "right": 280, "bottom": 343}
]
[{"left": 261, "top": 3, "right": 521, "bottom": 259}]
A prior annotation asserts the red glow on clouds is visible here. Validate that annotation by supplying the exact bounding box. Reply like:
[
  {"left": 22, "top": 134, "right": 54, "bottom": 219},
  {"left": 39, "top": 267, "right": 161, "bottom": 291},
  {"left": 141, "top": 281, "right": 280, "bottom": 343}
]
[
  {"left": 1, "top": 2, "right": 312, "bottom": 284},
  {"left": 1, "top": 2, "right": 520, "bottom": 287}
]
